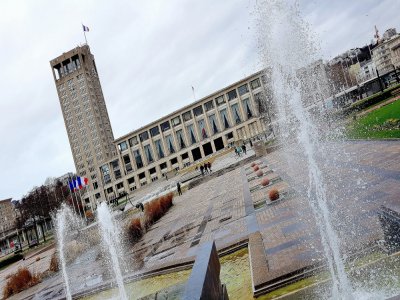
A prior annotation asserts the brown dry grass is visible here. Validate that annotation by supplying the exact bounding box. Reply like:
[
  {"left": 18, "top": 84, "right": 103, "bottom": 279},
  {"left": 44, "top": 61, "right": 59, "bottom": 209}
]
[
  {"left": 127, "top": 218, "right": 143, "bottom": 243},
  {"left": 269, "top": 188, "right": 280, "bottom": 201},
  {"left": 2, "top": 268, "right": 41, "bottom": 299},
  {"left": 85, "top": 210, "right": 94, "bottom": 220},
  {"left": 49, "top": 253, "right": 59, "bottom": 272},
  {"left": 126, "top": 193, "right": 174, "bottom": 244}
]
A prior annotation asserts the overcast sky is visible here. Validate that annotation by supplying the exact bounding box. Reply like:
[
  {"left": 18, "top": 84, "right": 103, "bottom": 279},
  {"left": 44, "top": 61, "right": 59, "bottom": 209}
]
[{"left": 1, "top": 0, "right": 399, "bottom": 200}]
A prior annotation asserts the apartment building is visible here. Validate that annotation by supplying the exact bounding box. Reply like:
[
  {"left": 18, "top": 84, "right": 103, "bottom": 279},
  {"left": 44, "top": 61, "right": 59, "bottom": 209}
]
[
  {"left": 0, "top": 198, "right": 17, "bottom": 254},
  {"left": 372, "top": 34, "right": 400, "bottom": 74}
]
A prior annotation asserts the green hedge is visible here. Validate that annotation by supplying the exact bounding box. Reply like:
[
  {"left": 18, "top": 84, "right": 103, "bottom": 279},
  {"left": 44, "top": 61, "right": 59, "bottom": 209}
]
[
  {"left": 0, "top": 253, "right": 23, "bottom": 269},
  {"left": 334, "top": 84, "right": 400, "bottom": 118}
]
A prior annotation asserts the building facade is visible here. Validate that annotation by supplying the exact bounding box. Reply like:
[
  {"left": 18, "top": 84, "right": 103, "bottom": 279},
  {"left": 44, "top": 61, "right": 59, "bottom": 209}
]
[
  {"left": 51, "top": 45, "right": 274, "bottom": 209},
  {"left": 357, "top": 60, "right": 377, "bottom": 82},
  {"left": 50, "top": 45, "right": 116, "bottom": 204},
  {"left": 98, "top": 73, "right": 271, "bottom": 202},
  {"left": 372, "top": 34, "right": 400, "bottom": 74},
  {"left": 0, "top": 198, "right": 17, "bottom": 255},
  {"left": 388, "top": 35, "right": 400, "bottom": 69}
]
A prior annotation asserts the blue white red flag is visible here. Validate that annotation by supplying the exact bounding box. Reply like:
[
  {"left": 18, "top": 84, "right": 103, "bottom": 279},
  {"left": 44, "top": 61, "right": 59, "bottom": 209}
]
[
  {"left": 69, "top": 176, "right": 89, "bottom": 191},
  {"left": 76, "top": 176, "right": 89, "bottom": 189},
  {"left": 68, "top": 181, "right": 74, "bottom": 191}
]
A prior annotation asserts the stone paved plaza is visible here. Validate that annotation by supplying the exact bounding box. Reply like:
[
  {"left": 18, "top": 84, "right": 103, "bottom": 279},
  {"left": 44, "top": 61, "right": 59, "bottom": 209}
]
[
  {"left": 122, "top": 139, "right": 400, "bottom": 296},
  {"left": 5, "top": 140, "right": 400, "bottom": 299}
]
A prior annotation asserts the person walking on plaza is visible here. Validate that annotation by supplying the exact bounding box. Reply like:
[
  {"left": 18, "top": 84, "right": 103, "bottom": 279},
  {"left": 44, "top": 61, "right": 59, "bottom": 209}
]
[
  {"left": 207, "top": 162, "right": 212, "bottom": 173},
  {"left": 249, "top": 139, "right": 253, "bottom": 148},
  {"left": 200, "top": 165, "right": 204, "bottom": 176},
  {"left": 204, "top": 163, "right": 209, "bottom": 174},
  {"left": 177, "top": 182, "right": 182, "bottom": 196},
  {"left": 242, "top": 143, "right": 247, "bottom": 155},
  {"left": 236, "top": 146, "right": 242, "bottom": 157}
]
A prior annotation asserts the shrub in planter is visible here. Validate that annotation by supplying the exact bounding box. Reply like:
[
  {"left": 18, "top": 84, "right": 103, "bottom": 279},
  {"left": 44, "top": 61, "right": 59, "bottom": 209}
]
[
  {"left": 268, "top": 188, "right": 280, "bottom": 201},
  {"left": 85, "top": 211, "right": 94, "bottom": 220},
  {"left": 163, "top": 192, "right": 174, "bottom": 209},
  {"left": 261, "top": 178, "right": 270, "bottom": 186},
  {"left": 256, "top": 170, "right": 263, "bottom": 177},
  {"left": 49, "top": 253, "right": 59, "bottom": 272},
  {"left": 127, "top": 218, "right": 143, "bottom": 243},
  {"left": 253, "top": 165, "right": 260, "bottom": 172},
  {"left": 3, "top": 268, "right": 40, "bottom": 298}
]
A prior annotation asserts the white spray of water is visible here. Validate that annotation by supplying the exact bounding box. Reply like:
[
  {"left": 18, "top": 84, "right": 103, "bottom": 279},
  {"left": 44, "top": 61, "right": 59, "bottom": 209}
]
[
  {"left": 97, "top": 202, "right": 128, "bottom": 300},
  {"left": 257, "top": 1, "right": 353, "bottom": 298},
  {"left": 56, "top": 204, "right": 80, "bottom": 300}
]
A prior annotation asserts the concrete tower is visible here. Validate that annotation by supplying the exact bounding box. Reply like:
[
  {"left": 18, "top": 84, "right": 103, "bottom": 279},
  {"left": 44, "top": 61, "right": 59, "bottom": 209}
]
[{"left": 50, "top": 45, "right": 115, "bottom": 208}]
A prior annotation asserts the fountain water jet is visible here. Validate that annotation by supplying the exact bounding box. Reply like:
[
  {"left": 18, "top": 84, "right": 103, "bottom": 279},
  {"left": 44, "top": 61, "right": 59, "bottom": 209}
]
[
  {"left": 56, "top": 204, "right": 83, "bottom": 300},
  {"left": 257, "top": 1, "right": 353, "bottom": 298},
  {"left": 97, "top": 202, "right": 128, "bottom": 300}
]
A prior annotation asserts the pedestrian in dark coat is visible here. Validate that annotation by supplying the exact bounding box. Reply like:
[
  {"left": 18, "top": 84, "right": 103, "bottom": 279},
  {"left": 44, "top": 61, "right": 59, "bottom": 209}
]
[
  {"left": 204, "top": 163, "right": 208, "bottom": 174},
  {"left": 207, "top": 162, "right": 212, "bottom": 172},
  {"left": 242, "top": 144, "right": 247, "bottom": 155},
  {"left": 177, "top": 182, "right": 182, "bottom": 196},
  {"left": 200, "top": 165, "right": 204, "bottom": 176}
]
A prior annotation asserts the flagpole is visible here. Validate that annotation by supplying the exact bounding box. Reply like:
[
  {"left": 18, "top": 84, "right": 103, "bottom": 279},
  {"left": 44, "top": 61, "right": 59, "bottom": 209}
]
[
  {"left": 76, "top": 186, "right": 88, "bottom": 223},
  {"left": 68, "top": 174, "right": 81, "bottom": 218},
  {"left": 192, "top": 86, "right": 196, "bottom": 102},
  {"left": 82, "top": 23, "right": 88, "bottom": 45}
]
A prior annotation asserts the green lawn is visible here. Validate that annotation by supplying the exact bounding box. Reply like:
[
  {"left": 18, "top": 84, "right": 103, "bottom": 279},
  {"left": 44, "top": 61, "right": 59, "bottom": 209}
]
[{"left": 346, "top": 99, "right": 400, "bottom": 139}]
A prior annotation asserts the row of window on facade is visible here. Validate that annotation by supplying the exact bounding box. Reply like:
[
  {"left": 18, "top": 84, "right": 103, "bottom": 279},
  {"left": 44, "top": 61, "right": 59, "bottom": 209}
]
[
  {"left": 117, "top": 100, "right": 255, "bottom": 165},
  {"left": 101, "top": 150, "right": 190, "bottom": 186},
  {"left": 54, "top": 55, "right": 83, "bottom": 80},
  {"left": 117, "top": 90, "right": 264, "bottom": 153},
  {"left": 102, "top": 131, "right": 236, "bottom": 190}
]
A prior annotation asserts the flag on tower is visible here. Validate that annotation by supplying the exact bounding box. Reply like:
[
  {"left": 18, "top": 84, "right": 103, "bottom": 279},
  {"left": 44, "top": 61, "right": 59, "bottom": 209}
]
[{"left": 82, "top": 24, "right": 90, "bottom": 32}]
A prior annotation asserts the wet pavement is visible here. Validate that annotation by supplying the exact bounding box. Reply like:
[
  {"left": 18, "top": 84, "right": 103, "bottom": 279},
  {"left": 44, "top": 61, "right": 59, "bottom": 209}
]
[{"left": 5, "top": 140, "right": 400, "bottom": 299}]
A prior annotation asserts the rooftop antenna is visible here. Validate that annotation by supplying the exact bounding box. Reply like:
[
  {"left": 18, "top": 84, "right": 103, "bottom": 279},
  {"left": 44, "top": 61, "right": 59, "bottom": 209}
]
[{"left": 374, "top": 25, "right": 380, "bottom": 44}]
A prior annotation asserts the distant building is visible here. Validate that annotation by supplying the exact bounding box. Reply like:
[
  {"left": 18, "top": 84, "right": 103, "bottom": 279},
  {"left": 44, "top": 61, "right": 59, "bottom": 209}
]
[
  {"left": 372, "top": 33, "right": 400, "bottom": 74},
  {"left": 357, "top": 60, "right": 377, "bottom": 82},
  {"left": 297, "top": 59, "right": 331, "bottom": 109},
  {"left": 383, "top": 28, "right": 397, "bottom": 40},
  {"left": 348, "top": 62, "right": 361, "bottom": 84},
  {"left": 387, "top": 35, "right": 400, "bottom": 69},
  {"left": 0, "top": 198, "right": 17, "bottom": 255}
]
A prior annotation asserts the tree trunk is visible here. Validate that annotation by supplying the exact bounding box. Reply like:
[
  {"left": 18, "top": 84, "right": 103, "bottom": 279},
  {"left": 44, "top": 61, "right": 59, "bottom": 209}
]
[
  {"left": 40, "top": 222, "right": 46, "bottom": 242},
  {"left": 25, "top": 230, "right": 30, "bottom": 247},
  {"left": 33, "top": 220, "right": 40, "bottom": 244}
]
